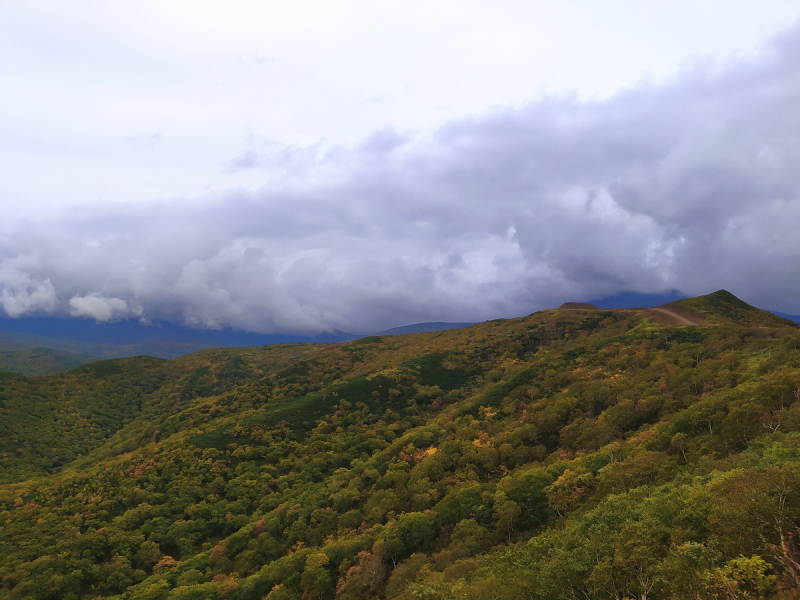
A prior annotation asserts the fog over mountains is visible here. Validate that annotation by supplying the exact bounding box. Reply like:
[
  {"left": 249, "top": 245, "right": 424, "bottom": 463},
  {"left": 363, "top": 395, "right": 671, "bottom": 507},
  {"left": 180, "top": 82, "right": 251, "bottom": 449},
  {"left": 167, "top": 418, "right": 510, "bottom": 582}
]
[{"left": 2, "top": 8, "right": 800, "bottom": 335}]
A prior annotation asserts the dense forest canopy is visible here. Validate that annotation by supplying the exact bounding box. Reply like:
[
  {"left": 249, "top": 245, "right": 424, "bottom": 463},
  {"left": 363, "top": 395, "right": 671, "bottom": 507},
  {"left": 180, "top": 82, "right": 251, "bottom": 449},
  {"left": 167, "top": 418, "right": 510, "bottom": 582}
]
[{"left": 2, "top": 290, "right": 800, "bottom": 599}]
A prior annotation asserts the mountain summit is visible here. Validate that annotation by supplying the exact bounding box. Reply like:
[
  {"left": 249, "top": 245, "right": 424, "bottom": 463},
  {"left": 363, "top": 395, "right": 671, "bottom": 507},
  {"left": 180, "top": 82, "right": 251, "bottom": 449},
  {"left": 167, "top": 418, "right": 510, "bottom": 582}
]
[{"left": 662, "top": 289, "right": 798, "bottom": 327}]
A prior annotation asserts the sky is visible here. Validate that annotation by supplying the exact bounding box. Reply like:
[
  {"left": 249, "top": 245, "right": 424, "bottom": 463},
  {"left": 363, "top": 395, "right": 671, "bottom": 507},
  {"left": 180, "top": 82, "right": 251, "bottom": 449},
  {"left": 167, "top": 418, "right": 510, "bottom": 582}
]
[{"left": 2, "top": 1, "right": 800, "bottom": 334}]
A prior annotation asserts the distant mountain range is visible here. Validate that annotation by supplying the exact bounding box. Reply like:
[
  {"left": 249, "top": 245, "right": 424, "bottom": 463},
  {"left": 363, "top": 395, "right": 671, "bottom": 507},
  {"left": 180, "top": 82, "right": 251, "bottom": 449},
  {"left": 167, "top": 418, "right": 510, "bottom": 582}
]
[
  {"left": 0, "top": 317, "right": 476, "bottom": 374},
  {"left": 769, "top": 310, "right": 800, "bottom": 324},
  {"left": 1, "top": 289, "right": 798, "bottom": 375},
  {"left": 587, "top": 289, "right": 688, "bottom": 308},
  {"left": 0, "top": 316, "right": 355, "bottom": 358}
]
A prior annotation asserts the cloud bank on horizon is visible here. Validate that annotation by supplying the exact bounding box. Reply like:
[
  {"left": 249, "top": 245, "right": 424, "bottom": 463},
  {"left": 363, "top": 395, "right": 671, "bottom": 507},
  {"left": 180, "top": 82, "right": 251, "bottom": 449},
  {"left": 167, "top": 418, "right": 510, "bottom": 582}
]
[{"left": 2, "top": 8, "right": 800, "bottom": 333}]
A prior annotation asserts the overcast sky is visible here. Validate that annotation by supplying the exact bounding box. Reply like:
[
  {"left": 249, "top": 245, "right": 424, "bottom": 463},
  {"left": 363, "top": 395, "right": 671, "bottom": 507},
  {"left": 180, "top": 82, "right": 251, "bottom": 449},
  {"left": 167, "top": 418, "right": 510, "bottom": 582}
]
[{"left": 2, "top": 1, "right": 800, "bottom": 333}]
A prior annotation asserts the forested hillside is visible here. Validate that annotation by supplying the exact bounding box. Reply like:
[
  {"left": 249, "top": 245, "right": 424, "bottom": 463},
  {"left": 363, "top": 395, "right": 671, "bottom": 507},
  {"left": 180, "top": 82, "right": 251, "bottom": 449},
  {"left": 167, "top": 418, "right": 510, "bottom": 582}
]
[{"left": 2, "top": 291, "right": 800, "bottom": 599}]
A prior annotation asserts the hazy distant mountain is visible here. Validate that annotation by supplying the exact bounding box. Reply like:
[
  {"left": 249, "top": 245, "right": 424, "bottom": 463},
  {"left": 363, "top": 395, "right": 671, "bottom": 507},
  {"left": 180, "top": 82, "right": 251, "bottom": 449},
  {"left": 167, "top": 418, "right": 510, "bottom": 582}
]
[
  {"left": 376, "top": 322, "right": 475, "bottom": 336},
  {"left": 0, "top": 316, "right": 357, "bottom": 360},
  {"left": 586, "top": 289, "right": 688, "bottom": 308},
  {"left": 309, "top": 330, "right": 360, "bottom": 343},
  {"left": 0, "top": 317, "right": 471, "bottom": 364},
  {"left": 0, "top": 343, "right": 99, "bottom": 376},
  {"left": 770, "top": 310, "right": 800, "bottom": 324},
  {"left": 0, "top": 318, "right": 473, "bottom": 376}
]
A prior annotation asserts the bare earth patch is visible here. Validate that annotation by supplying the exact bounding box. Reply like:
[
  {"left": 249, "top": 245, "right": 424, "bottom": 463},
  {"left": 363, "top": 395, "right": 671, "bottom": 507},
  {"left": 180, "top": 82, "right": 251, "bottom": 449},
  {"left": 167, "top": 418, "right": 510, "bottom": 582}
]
[{"left": 649, "top": 307, "right": 704, "bottom": 326}]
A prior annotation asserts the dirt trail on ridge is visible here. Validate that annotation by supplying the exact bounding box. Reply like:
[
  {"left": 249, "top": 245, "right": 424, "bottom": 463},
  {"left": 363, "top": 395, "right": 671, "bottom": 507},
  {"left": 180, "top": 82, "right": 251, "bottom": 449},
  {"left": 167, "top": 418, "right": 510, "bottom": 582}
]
[{"left": 650, "top": 307, "right": 703, "bottom": 326}]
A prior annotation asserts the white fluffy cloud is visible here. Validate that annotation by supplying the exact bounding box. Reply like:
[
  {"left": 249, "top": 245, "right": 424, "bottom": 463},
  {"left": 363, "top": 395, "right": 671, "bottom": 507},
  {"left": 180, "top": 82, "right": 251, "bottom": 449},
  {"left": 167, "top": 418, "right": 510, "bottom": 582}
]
[
  {"left": 0, "top": 268, "right": 57, "bottom": 318},
  {"left": 68, "top": 295, "right": 129, "bottom": 322},
  {"left": 2, "top": 21, "right": 800, "bottom": 331}
]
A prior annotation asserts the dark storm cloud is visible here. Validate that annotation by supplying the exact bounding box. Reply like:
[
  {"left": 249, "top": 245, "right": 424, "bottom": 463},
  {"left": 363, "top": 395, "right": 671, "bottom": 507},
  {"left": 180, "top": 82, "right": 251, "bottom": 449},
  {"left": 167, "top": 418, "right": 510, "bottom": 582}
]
[{"left": 3, "top": 21, "right": 800, "bottom": 332}]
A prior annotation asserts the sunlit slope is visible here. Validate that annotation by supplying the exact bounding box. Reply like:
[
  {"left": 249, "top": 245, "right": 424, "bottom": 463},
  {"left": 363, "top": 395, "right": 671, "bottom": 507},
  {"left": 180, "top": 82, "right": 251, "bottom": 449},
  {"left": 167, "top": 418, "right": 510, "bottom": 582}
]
[
  {"left": 0, "top": 344, "right": 329, "bottom": 483},
  {"left": 1, "top": 291, "right": 800, "bottom": 599}
]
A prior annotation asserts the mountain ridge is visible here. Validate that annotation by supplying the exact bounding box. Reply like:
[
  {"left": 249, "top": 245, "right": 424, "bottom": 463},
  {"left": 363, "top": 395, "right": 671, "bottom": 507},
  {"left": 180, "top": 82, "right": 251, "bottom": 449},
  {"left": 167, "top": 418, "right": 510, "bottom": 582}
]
[{"left": 0, "top": 288, "right": 795, "bottom": 374}]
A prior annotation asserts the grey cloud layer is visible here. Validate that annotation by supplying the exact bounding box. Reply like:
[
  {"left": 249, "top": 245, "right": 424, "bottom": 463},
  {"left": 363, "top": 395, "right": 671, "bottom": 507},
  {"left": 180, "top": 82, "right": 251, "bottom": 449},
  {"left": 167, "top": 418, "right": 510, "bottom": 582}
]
[{"left": 3, "top": 23, "right": 800, "bottom": 332}]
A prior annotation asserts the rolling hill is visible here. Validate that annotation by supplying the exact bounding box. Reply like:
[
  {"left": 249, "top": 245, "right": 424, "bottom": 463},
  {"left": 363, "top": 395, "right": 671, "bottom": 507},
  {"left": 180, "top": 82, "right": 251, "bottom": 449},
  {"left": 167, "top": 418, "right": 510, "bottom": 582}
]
[
  {"left": 0, "top": 338, "right": 99, "bottom": 376},
  {"left": 0, "top": 317, "right": 358, "bottom": 361},
  {"left": 2, "top": 290, "right": 800, "bottom": 599}
]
